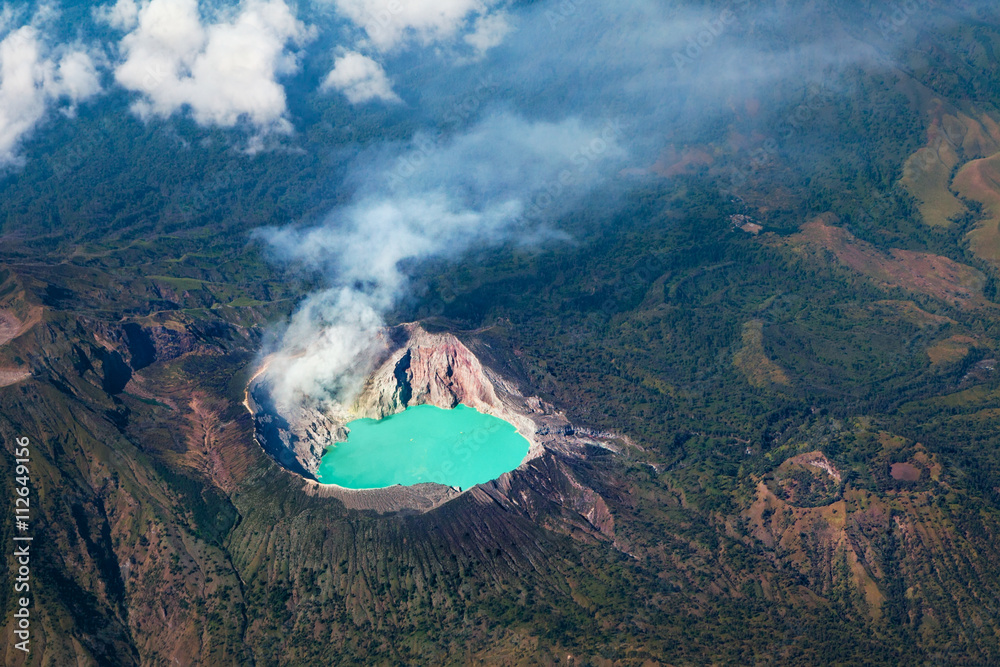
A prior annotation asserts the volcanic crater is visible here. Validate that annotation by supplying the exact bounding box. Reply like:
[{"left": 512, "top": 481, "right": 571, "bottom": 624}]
[{"left": 247, "top": 323, "right": 619, "bottom": 515}]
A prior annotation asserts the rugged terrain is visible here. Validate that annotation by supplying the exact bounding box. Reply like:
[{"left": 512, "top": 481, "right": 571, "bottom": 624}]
[{"left": 5, "top": 1, "right": 1000, "bottom": 664}]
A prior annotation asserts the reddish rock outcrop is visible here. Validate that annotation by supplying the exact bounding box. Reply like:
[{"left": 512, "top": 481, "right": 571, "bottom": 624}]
[{"left": 354, "top": 325, "right": 501, "bottom": 417}]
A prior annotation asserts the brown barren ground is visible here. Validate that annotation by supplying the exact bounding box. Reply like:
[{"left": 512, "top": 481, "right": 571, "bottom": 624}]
[
  {"left": 891, "top": 462, "right": 922, "bottom": 482},
  {"left": 0, "top": 369, "right": 30, "bottom": 387},
  {"left": 0, "top": 306, "right": 42, "bottom": 347},
  {"left": 785, "top": 215, "right": 985, "bottom": 307},
  {"left": 0, "top": 310, "right": 21, "bottom": 347}
]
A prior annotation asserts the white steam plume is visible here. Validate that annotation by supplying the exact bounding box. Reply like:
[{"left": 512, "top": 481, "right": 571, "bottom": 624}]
[{"left": 258, "top": 112, "right": 625, "bottom": 406}]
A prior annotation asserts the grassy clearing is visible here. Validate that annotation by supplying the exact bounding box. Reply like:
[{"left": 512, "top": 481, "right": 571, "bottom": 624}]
[
  {"left": 733, "top": 319, "right": 791, "bottom": 388},
  {"left": 925, "top": 335, "right": 977, "bottom": 365},
  {"left": 148, "top": 275, "right": 208, "bottom": 291},
  {"left": 955, "top": 152, "right": 1000, "bottom": 265},
  {"left": 899, "top": 112, "right": 1000, "bottom": 229},
  {"left": 899, "top": 140, "right": 965, "bottom": 227}
]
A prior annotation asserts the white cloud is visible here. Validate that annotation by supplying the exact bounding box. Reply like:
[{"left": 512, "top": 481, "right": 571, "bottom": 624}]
[
  {"left": 94, "top": 0, "right": 140, "bottom": 31},
  {"left": 109, "top": 0, "right": 311, "bottom": 133},
  {"left": 0, "top": 25, "right": 100, "bottom": 167},
  {"left": 0, "top": 6, "right": 16, "bottom": 34},
  {"left": 332, "top": 0, "right": 507, "bottom": 52},
  {"left": 320, "top": 0, "right": 509, "bottom": 103},
  {"left": 463, "top": 12, "right": 510, "bottom": 56},
  {"left": 56, "top": 50, "right": 103, "bottom": 101},
  {"left": 321, "top": 51, "right": 399, "bottom": 104}
]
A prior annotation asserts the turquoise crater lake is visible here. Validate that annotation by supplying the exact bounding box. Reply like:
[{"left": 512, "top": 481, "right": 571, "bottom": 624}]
[{"left": 316, "top": 404, "right": 531, "bottom": 490}]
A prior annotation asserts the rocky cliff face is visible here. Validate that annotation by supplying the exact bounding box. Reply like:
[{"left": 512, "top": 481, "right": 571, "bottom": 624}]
[{"left": 354, "top": 326, "right": 500, "bottom": 417}]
